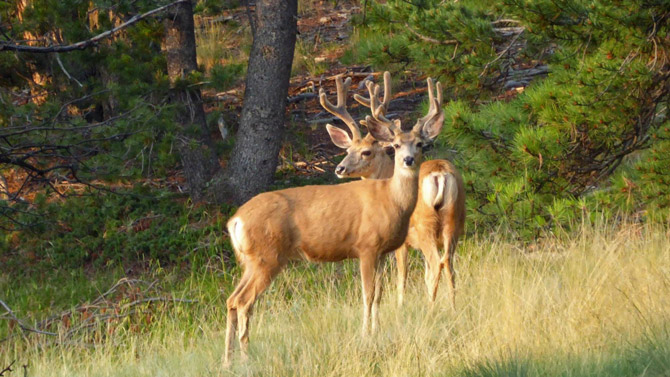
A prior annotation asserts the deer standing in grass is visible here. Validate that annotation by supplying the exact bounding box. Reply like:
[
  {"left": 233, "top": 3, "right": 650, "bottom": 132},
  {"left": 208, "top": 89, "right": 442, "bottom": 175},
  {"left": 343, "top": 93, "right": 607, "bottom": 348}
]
[
  {"left": 223, "top": 74, "right": 445, "bottom": 366},
  {"left": 320, "top": 72, "right": 466, "bottom": 307}
]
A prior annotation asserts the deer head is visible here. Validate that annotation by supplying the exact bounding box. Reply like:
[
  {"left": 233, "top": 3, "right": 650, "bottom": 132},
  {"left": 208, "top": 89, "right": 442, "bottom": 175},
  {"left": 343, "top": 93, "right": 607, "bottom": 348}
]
[
  {"left": 321, "top": 72, "right": 444, "bottom": 179},
  {"left": 320, "top": 74, "right": 393, "bottom": 178}
]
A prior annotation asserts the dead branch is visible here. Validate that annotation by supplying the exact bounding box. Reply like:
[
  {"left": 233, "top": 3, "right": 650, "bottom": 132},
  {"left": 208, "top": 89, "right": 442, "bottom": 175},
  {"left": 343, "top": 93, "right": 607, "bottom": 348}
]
[
  {"left": 493, "top": 26, "right": 525, "bottom": 37},
  {"left": 0, "top": 361, "right": 14, "bottom": 376},
  {"left": 0, "top": 0, "right": 188, "bottom": 53},
  {"left": 123, "top": 296, "right": 198, "bottom": 309},
  {"left": 404, "top": 23, "right": 458, "bottom": 45},
  {"left": 35, "top": 278, "right": 154, "bottom": 329},
  {"left": 54, "top": 53, "right": 83, "bottom": 87},
  {"left": 287, "top": 92, "right": 318, "bottom": 103},
  {"left": 1, "top": 278, "right": 197, "bottom": 344},
  {"left": 0, "top": 299, "right": 58, "bottom": 337},
  {"left": 491, "top": 19, "right": 522, "bottom": 25},
  {"left": 481, "top": 28, "right": 525, "bottom": 77}
]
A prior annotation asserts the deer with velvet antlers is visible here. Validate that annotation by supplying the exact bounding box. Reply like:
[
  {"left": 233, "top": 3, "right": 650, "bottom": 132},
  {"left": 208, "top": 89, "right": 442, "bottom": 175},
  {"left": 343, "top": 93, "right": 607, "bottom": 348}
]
[
  {"left": 223, "top": 74, "right": 445, "bottom": 366},
  {"left": 320, "top": 72, "right": 466, "bottom": 307}
]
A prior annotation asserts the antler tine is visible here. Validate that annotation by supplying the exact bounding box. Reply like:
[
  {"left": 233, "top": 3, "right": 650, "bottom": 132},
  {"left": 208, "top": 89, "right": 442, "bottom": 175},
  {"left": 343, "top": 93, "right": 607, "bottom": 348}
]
[
  {"left": 354, "top": 71, "right": 393, "bottom": 119},
  {"left": 369, "top": 84, "right": 392, "bottom": 123},
  {"left": 416, "top": 78, "right": 444, "bottom": 127},
  {"left": 319, "top": 74, "right": 362, "bottom": 141},
  {"left": 381, "top": 71, "right": 392, "bottom": 113}
]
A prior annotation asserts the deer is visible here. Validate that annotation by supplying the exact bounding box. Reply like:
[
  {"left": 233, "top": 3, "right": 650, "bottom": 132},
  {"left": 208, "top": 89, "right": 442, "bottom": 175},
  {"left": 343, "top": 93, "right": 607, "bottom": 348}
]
[
  {"left": 320, "top": 72, "right": 466, "bottom": 308},
  {"left": 223, "top": 74, "right": 445, "bottom": 366}
]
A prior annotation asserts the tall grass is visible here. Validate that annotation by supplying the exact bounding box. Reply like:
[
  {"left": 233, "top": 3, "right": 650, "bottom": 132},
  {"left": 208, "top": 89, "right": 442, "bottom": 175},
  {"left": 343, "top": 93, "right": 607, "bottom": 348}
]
[
  {"left": 194, "top": 19, "right": 250, "bottom": 74},
  {"left": 2, "top": 222, "right": 669, "bottom": 376}
]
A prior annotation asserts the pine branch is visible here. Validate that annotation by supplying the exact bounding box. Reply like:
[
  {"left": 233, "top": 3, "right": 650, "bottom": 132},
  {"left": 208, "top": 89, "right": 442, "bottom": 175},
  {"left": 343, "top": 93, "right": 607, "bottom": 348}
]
[{"left": 0, "top": 0, "right": 189, "bottom": 53}]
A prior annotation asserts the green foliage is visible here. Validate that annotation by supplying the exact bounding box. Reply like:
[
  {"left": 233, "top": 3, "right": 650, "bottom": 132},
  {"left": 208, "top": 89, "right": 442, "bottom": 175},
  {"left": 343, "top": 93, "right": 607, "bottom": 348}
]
[
  {"left": 0, "top": 0, "right": 235, "bottom": 241},
  {"left": 357, "top": 0, "right": 499, "bottom": 97},
  {"left": 359, "top": 0, "right": 670, "bottom": 237},
  {"left": 208, "top": 62, "right": 245, "bottom": 92},
  {"left": 194, "top": 0, "right": 239, "bottom": 15},
  {"left": 0, "top": 1, "right": 185, "bottom": 187},
  {"left": 3, "top": 186, "right": 233, "bottom": 270}
]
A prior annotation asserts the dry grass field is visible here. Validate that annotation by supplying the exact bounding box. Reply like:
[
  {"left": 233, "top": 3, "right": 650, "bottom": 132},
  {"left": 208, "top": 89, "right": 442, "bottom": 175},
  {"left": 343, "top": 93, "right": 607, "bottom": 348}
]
[{"left": 2, "top": 221, "right": 669, "bottom": 376}]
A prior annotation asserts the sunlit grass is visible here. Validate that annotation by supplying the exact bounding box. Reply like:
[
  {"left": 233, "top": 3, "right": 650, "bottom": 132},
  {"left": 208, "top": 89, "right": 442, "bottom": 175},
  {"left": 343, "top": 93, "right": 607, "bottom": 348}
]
[
  {"left": 292, "top": 39, "right": 330, "bottom": 77},
  {"left": 195, "top": 18, "right": 250, "bottom": 73},
  {"left": 2, "top": 222, "right": 669, "bottom": 376}
]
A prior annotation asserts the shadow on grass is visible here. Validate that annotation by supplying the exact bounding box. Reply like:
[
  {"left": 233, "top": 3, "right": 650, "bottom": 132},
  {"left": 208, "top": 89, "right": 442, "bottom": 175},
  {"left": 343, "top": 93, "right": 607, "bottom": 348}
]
[{"left": 462, "top": 328, "right": 670, "bottom": 377}]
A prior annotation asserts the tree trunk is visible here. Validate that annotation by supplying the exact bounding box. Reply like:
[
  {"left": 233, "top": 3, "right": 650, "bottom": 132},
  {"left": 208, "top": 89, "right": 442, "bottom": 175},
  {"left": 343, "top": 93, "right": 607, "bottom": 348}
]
[
  {"left": 163, "top": 0, "right": 219, "bottom": 201},
  {"left": 211, "top": 0, "right": 298, "bottom": 204}
]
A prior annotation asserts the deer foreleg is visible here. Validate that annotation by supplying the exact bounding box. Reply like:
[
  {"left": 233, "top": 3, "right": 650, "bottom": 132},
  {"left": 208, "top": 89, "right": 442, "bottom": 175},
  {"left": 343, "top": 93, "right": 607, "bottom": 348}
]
[
  {"left": 371, "top": 254, "right": 386, "bottom": 333},
  {"left": 394, "top": 244, "right": 408, "bottom": 307},
  {"left": 359, "top": 255, "right": 377, "bottom": 337}
]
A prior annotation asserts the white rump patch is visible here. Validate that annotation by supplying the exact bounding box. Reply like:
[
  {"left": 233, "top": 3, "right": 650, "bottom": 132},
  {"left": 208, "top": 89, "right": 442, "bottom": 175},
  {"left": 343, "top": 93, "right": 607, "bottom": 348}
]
[
  {"left": 422, "top": 173, "right": 443, "bottom": 208},
  {"left": 228, "top": 217, "right": 247, "bottom": 253},
  {"left": 422, "top": 173, "right": 457, "bottom": 209}
]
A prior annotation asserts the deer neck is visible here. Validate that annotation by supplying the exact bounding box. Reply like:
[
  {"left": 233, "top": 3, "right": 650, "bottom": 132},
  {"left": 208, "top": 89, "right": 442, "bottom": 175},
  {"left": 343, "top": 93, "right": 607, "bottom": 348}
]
[{"left": 389, "top": 164, "right": 419, "bottom": 213}]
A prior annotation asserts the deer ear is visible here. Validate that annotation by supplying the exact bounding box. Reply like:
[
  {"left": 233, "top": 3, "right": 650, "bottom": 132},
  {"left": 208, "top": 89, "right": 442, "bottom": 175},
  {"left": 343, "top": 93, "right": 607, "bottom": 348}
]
[
  {"left": 420, "top": 99, "right": 444, "bottom": 140},
  {"left": 326, "top": 124, "right": 352, "bottom": 149},
  {"left": 366, "top": 116, "right": 395, "bottom": 143}
]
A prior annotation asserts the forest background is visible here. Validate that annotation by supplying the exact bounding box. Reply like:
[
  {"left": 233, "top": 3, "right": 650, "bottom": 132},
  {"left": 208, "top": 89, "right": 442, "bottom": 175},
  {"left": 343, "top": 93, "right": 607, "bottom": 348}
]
[{"left": 1, "top": 0, "right": 669, "bottom": 376}]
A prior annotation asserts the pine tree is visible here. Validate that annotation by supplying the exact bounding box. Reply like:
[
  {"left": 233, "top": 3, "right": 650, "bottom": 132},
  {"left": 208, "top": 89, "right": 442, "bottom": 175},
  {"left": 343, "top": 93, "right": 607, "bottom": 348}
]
[{"left": 359, "top": 0, "right": 670, "bottom": 236}]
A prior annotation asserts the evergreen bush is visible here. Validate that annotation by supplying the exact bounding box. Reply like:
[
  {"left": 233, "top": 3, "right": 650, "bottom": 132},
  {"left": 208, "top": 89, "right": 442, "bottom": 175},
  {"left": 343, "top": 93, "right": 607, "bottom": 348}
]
[{"left": 358, "top": 0, "right": 670, "bottom": 236}]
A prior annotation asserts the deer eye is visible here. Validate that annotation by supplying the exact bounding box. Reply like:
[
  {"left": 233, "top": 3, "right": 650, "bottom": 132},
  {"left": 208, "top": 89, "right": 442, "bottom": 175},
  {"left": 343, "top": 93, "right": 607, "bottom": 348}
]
[
  {"left": 393, "top": 144, "right": 400, "bottom": 149},
  {"left": 361, "top": 150, "right": 372, "bottom": 157},
  {"left": 416, "top": 142, "right": 423, "bottom": 148}
]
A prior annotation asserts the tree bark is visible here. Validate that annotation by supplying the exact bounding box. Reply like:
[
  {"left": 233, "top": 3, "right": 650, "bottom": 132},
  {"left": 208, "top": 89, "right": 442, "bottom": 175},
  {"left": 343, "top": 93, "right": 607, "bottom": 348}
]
[
  {"left": 210, "top": 0, "right": 298, "bottom": 204},
  {"left": 163, "top": 0, "right": 219, "bottom": 201}
]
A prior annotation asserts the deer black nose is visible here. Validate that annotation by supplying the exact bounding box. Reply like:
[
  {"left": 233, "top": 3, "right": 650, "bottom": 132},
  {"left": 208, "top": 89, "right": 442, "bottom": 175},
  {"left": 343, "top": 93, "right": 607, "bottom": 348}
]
[
  {"left": 403, "top": 156, "right": 414, "bottom": 166},
  {"left": 335, "top": 165, "right": 346, "bottom": 175}
]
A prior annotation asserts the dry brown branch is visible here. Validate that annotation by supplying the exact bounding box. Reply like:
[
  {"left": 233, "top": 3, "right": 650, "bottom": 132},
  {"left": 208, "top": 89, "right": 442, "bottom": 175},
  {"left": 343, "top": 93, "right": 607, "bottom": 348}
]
[
  {"left": 0, "top": 299, "right": 58, "bottom": 338},
  {"left": 493, "top": 26, "right": 525, "bottom": 37},
  {"left": 287, "top": 92, "right": 318, "bottom": 103},
  {"left": 1, "top": 278, "right": 196, "bottom": 344},
  {"left": 491, "top": 19, "right": 522, "bottom": 25}
]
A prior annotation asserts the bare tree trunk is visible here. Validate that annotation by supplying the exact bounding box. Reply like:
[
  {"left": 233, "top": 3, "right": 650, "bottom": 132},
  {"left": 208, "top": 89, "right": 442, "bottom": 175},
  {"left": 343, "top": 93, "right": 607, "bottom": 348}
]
[
  {"left": 163, "top": 0, "right": 219, "bottom": 201},
  {"left": 209, "top": 0, "right": 298, "bottom": 204}
]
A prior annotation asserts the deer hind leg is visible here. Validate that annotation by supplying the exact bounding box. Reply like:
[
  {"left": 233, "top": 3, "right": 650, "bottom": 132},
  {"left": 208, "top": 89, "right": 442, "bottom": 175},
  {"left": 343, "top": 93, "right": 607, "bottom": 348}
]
[
  {"left": 224, "top": 269, "right": 253, "bottom": 367},
  {"left": 420, "top": 242, "right": 442, "bottom": 303},
  {"left": 442, "top": 233, "right": 459, "bottom": 309},
  {"left": 224, "top": 259, "right": 282, "bottom": 365},
  {"left": 235, "top": 263, "right": 280, "bottom": 360},
  {"left": 394, "top": 244, "right": 408, "bottom": 307}
]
